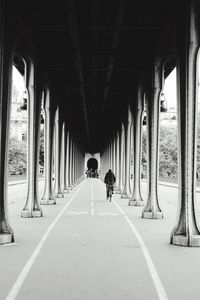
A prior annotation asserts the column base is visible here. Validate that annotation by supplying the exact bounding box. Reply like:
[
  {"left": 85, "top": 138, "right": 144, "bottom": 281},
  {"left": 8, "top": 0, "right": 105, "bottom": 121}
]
[
  {"left": 40, "top": 199, "right": 56, "bottom": 205},
  {"left": 21, "top": 209, "right": 43, "bottom": 218},
  {"left": 121, "top": 194, "right": 130, "bottom": 199},
  {"left": 115, "top": 189, "right": 121, "bottom": 194},
  {"left": 142, "top": 210, "right": 163, "bottom": 219},
  {"left": 64, "top": 187, "right": 69, "bottom": 193},
  {"left": 55, "top": 192, "right": 64, "bottom": 198},
  {"left": 0, "top": 233, "right": 14, "bottom": 245},
  {"left": 129, "top": 199, "right": 144, "bottom": 206},
  {"left": 170, "top": 234, "right": 200, "bottom": 247}
]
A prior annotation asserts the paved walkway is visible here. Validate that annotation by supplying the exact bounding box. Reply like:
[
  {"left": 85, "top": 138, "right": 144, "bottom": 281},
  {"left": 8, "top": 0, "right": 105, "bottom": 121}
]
[{"left": 1, "top": 179, "right": 200, "bottom": 300}]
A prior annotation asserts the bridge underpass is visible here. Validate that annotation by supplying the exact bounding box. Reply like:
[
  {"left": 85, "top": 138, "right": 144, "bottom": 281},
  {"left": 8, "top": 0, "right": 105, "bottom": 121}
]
[
  {"left": 2, "top": 179, "right": 200, "bottom": 300},
  {"left": 0, "top": 0, "right": 200, "bottom": 299},
  {"left": 0, "top": 0, "right": 199, "bottom": 246}
]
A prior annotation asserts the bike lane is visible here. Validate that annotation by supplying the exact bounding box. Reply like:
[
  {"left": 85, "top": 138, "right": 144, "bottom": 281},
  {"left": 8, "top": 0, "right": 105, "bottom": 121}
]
[{"left": 6, "top": 178, "right": 158, "bottom": 300}]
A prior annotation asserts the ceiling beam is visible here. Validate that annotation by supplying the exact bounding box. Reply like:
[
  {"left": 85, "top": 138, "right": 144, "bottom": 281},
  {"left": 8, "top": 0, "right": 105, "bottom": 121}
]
[
  {"left": 52, "top": 90, "right": 130, "bottom": 96},
  {"left": 103, "top": 0, "right": 127, "bottom": 105},
  {"left": 66, "top": 0, "right": 91, "bottom": 150},
  {"left": 90, "top": 0, "right": 100, "bottom": 99},
  {"left": 48, "top": 67, "right": 142, "bottom": 72},
  {"left": 32, "top": 24, "right": 161, "bottom": 31}
]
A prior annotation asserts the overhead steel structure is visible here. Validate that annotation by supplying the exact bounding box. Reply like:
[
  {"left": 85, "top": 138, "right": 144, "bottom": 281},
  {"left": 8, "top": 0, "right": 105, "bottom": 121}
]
[{"left": 0, "top": 0, "right": 200, "bottom": 246}]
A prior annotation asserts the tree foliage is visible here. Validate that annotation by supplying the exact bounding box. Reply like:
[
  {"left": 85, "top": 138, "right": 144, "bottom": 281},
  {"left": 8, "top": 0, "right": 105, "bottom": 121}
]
[
  {"left": 142, "top": 114, "right": 200, "bottom": 180},
  {"left": 159, "top": 125, "right": 177, "bottom": 179},
  {"left": 8, "top": 128, "right": 44, "bottom": 175},
  {"left": 142, "top": 125, "right": 178, "bottom": 179},
  {"left": 39, "top": 128, "right": 44, "bottom": 166},
  {"left": 8, "top": 137, "right": 27, "bottom": 175},
  {"left": 196, "top": 113, "right": 200, "bottom": 176}
]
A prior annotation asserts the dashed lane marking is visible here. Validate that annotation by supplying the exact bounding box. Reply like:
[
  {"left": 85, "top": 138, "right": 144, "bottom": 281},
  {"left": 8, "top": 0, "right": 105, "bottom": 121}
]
[
  {"left": 100, "top": 181, "right": 168, "bottom": 300},
  {"left": 66, "top": 211, "right": 120, "bottom": 216},
  {"left": 5, "top": 181, "right": 85, "bottom": 300},
  {"left": 97, "top": 212, "right": 120, "bottom": 216},
  {"left": 91, "top": 179, "right": 94, "bottom": 216},
  {"left": 67, "top": 211, "right": 89, "bottom": 215}
]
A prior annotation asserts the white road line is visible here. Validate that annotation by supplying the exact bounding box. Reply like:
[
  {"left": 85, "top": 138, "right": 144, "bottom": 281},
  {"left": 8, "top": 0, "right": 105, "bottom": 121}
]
[
  {"left": 91, "top": 179, "right": 94, "bottom": 216},
  {"left": 113, "top": 199, "right": 168, "bottom": 300},
  {"left": 99, "top": 180, "right": 168, "bottom": 300},
  {"left": 97, "top": 212, "right": 120, "bottom": 216},
  {"left": 5, "top": 181, "right": 85, "bottom": 300},
  {"left": 67, "top": 211, "right": 89, "bottom": 215}
]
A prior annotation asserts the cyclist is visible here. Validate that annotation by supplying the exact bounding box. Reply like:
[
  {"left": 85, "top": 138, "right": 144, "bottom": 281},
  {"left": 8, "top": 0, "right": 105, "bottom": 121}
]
[{"left": 104, "top": 169, "right": 116, "bottom": 200}]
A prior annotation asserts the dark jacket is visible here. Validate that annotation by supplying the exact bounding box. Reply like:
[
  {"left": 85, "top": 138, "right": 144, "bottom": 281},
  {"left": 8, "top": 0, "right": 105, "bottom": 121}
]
[{"left": 104, "top": 171, "right": 116, "bottom": 185}]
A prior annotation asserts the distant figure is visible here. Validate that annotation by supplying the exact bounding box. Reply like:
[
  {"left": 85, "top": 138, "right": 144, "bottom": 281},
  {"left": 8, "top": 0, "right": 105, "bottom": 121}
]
[{"left": 104, "top": 169, "right": 116, "bottom": 199}]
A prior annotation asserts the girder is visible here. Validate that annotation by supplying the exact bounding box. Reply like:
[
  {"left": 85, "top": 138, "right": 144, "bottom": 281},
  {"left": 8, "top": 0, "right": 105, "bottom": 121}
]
[
  {"left": 18, "top": 0, "right": 174, "bottom": 152},
  {"left": 0, "top": 0, "right": 200, "bottom": 251}
]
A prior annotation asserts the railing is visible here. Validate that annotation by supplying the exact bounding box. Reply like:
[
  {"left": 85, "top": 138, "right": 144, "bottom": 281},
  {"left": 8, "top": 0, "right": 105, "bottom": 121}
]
[
  {"left": 142, "top": 174, "right": 200, "bottom": 187},
  {"left": 8, "top": 173, "right": 44, "bottom": 183}
]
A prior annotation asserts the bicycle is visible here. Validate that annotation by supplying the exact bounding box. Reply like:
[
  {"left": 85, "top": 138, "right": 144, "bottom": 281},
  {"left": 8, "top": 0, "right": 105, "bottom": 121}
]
[{"left": 107, "top": 184, "right": 113, "bottom": 202}]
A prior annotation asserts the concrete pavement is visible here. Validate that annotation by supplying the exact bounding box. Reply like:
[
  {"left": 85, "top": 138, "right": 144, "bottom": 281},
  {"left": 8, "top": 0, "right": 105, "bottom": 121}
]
[{"left": 1, "top": 179, "right": 200, "bottom": 299}]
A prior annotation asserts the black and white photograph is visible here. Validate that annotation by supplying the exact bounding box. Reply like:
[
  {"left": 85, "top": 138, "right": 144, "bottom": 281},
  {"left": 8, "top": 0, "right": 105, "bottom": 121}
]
[{"left": 0, "top": 0, "right": 200, "bottom": 299}]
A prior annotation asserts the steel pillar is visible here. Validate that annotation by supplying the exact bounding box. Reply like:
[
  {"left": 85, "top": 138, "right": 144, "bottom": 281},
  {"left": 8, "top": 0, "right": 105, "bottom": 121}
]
[
  {"left": 54, "top": 108, "right": 64, "bottom": 198},
  {"left": 69, "top": 136, "right": 74, "bottom": 188},
  {"left": 0, "top": 2, "right": 15, "bottom": 242},
  {"left": 41, "top": 89, "right": 56, "bottom": 205},
  {"left": 171, "top": 0, "right": 200, "bottom": 246},
  {"left": 142, "top": 62, "right": 163, "bottom": 219},
  {"left": 115, "top": 132, "right": 120, "bottom": 192},
  {"left": 60, "top": 122, "right": 65, "bottom": 193},
  {"left": 118, "top": 124, "right": 124, "bottom": 193},
  {"left": 112, "top": 137, "right": 116, "bottom": 175},
  {"left": 129, "top": 86, "right": 144, "bottom": 206},
  {"left": 121, "top": 108, "right": 132, "bottom": 198},
  {"left": 21, "top": 64, "right": 43, "bottom": 218},
  {"left": 116, "top": 129, "right": 122, "bottom": 193},
  {"left": 64, "top": 131, "right": 70, "bottom": 192}
]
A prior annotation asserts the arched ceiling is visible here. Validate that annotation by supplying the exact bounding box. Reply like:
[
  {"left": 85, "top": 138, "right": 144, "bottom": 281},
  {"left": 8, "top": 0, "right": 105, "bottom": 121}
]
[{"left": 18, "top": 0, "right": 174, "bottom": 153}]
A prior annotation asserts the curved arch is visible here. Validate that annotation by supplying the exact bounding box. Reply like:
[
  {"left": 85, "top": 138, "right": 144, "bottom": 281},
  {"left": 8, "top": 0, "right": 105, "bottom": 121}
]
[
  {"left": 87, "top": 158, "right": 98, "bottom": 170},
  {"left": 87, "top": 158, "right": 98, "bottom": 178}
]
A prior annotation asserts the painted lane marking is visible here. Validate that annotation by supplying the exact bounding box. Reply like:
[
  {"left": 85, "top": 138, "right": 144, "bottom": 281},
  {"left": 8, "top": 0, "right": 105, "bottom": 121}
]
[
  {"left": 113, "top": 199, "right": 168, "bottom": 300},
  {"left": 91, "top": 179, "right": 94, "bottom": 216},
  {"left": 97, "top": 212, "right": 120, "bottom": 216},
  {"left": 67, "top": 211, "right": 120, "bottom": 217},
  {"left": 67, "top": 211, "right": 89, "bottom": 215},
  {"left": 99, "top": 180, "right": 168, "bottom": 300},
  {"left": 5, "top": 181, "right": 85, "bottom": 300}
]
